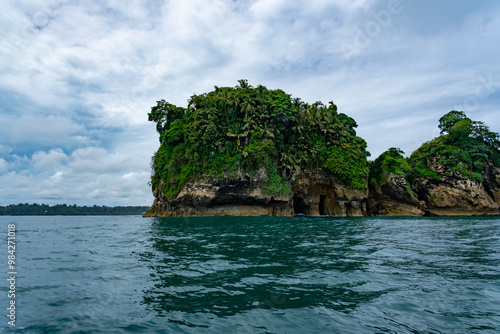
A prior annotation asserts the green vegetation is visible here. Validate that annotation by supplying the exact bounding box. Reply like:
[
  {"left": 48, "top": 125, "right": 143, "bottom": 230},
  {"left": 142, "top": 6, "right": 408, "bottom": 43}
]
[
  {"left": 409, "top": 110, "right": 500, "bottom": 182},
  {"left": 149, "top": 80, "right": 500, "bottom": 201},
  {"left": 371, "top": 110, "right": 500, "bottom": 186},
  {"left": 0, "top": 203, "right": 150, "bottom": 216},
  {"left": 369, "top": 147, "right": 412, "bottom": 185},
  {"left": 148, "top": 80, "right": 370, "bottom": 198}
]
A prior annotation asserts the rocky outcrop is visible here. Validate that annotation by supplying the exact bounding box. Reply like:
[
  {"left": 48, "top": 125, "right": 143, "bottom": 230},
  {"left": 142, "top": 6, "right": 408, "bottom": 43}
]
[
  {"left": 367, "top": 173, "right": 425, "bottom": 216},
  {"left": 144, "top": 164, "right": 500, "bottom": 218},
  {"left": 143, "top": 172, "right": 293, "bottom": 217},
  {"left": 412, "top": 162, "right": 500, "bottom": 216},
  {"left": 292, "top": 169, "right": 367, "bottom": 217},
  {"left": 366, "top": 163, "right": 500, "bottom": 217},
  {"left": 483, "top": 163, "right": 500, "bottom": 204},
  {"left": 144, "top": 169, "right": 369, "bottom": 217}
]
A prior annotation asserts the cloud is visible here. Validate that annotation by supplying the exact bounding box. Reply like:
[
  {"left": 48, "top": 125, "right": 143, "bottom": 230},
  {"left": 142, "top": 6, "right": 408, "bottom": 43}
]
[
  {"left": 68, "top": 146, "right": 145, "bottom": 174},
  {"left": 10, "top": 115, "right": 84, "bottom": 143},
  {"left": 0, "top": 144, "right": 14, "bottom": 156},
  {"left": 1, "top": 0, "right": 499, "bottom": 205},
  {"left": 0, "top": 146, "right": 153, "bottom": 205},
  {"left": 32, "top": 148, "right": 68, "bottom": 170},
  {"left": 0, "top": 159, "right": 9, "bottom": 174}
]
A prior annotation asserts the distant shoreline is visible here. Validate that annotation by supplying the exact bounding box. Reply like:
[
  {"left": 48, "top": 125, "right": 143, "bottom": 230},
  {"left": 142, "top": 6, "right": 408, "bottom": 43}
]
[{"left": 0, "top": 204, "right": 150, "bottom": 216}]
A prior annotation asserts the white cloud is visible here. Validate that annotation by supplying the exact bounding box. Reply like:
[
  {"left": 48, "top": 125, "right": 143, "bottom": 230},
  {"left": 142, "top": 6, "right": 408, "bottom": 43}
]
[
  {"left": 10, "top": 115, "right": 83, "bottom": 143},
  {"left": 68, "top": 146, "right": 145, "bottom": 174},
  {"left": 32, "top": 148, "right": 68, "bottom": 170},
  {"left": 0, "top": 159, "right": 9, "bottom": 174},
  {"left": 0, "top": 146, "right": 153, "bottom": 205},
  {"left": 1, "top": 0, "right": 499, "bottom": 205},
  {"left": 0, "top": 144, "right": 14, "bottom": 155}
]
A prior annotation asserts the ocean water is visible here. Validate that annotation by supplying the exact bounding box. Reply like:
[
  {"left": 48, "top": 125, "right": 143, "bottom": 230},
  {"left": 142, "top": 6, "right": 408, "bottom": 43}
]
[{"left": 1, "top": 215, "right": 499, "bottom": 333}]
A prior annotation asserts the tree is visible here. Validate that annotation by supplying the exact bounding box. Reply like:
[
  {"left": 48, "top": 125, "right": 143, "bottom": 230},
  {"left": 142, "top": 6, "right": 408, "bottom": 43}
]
[
  {"left": 442, "top": 112, "right": 500, "bottom": 150},
  {"left": 236, "top": 79, "right": 252, "bottom": 89},
  {"left": 226, "top": 123, "right": 248, "bottom": 151},
  {"left": 370, "top": 147, "right": 410, "bottom": 185},
  {"left": 409, "top": 110, "right": 500, "bottom": 182},
  {"left": 471, "top": 121, "right": 500, "bottom": 149},
  {"left": 438, "top": 110, "right": 468, "bottom": 134},
  {"left": 148, "top": 100, "right": 185, "bottom": 139},
  {"left": 447, "top": 118, "right": 473, "bottom": 143}
]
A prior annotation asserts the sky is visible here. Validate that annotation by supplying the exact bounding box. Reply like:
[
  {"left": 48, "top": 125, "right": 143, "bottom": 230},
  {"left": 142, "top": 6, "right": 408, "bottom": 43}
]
[{"left": 1, "top": 0, "right": 499, "bottom": 206}]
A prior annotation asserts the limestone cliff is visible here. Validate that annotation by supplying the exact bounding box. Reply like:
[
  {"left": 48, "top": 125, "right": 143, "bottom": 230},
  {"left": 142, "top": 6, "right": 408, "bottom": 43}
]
[
  {"left": 412, "top": 162, "right": 500, "bottom": 216},
  {"left": 144, "top": 164, "right": 500, "bottom": 217},
  {"left": 144, "top": 173, "right": 292, "bottom": 217},
  {"left": 144, "top": 169, "right": 369, "bottom": 217},
  {"left": 292, "top": 169, "right": 367, "bottom": 217},
  {"left": 367, "top": 173, "right": 425, "bottom": 216},
  {"left": 144, "top": 163, "right": 500, "bottom": 217}
]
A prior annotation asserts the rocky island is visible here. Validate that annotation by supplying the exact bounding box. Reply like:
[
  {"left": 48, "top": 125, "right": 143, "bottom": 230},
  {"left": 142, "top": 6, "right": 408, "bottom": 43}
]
[{"left": 144, "top": 81, "right": 500, "bottom": 217}]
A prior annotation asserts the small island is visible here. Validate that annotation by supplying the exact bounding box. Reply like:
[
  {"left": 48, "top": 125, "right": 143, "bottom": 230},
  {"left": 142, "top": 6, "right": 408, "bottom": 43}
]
[{"left": 144, "top": 80, "right": 500, "bottom": 217}]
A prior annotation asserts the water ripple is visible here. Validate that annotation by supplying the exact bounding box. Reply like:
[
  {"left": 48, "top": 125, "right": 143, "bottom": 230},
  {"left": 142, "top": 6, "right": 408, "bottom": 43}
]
[{"left": 1, "top": 215, "right": 499, "bottom": 333}]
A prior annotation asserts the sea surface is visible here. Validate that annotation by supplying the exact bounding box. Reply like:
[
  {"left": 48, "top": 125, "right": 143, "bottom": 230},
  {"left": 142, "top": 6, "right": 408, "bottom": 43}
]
[{"left": 1, "top": 215, "right": 499, "bottom": 333}]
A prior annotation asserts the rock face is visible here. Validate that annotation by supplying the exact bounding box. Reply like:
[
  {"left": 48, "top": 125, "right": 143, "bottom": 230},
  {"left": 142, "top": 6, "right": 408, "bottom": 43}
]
[
  {"left": 144, "top": 164, "right": 500, "bottom": 218},
  {"left": 484, "top": 163, "right": 500, "bottom": 203},
  {"left": 292, "top": 170, "right": 367, "bottom": 217},
  {"left": 144, "top": 174, "right": 293, "bottom": 217},
  {"left": 412, "top": 162, "right": 500, "bottom": 216},
  {"left": 367, "top": 173, "right": 425, "bottom": 216},
  {"left": 144, "top": 169, "right": 369, "bottom": 217},
  {"left": 366, "top": 163, "right": 500, "bottom": 217}
]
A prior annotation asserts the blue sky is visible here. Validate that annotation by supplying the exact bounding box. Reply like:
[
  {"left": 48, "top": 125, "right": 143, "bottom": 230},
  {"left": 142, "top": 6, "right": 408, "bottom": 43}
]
[{"left": 1, "top": 0, "right": 499, "bottom": 206}]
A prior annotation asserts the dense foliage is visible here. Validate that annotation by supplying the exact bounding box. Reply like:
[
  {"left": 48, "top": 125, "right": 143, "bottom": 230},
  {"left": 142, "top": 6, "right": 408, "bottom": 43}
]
[
  {"left": 369, "top": 147, "right": 411, "bottom": 185},
  {"left": 371, "top": 111, "right": 500, "bottom": 185},
  {"left": 0, "top": 203, "right": 150, "bottom": 216},
  {"left": 409, "top": 110, "right": 500, "bottom": 182},
  {"left": 149, "top": 80, "right": 370, "bottom": 198}
]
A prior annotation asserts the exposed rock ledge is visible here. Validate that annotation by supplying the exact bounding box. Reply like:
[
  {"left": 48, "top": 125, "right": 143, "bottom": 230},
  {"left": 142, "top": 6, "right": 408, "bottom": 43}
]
[
  {"left": 143, "top": 169, "right": 368, "bottom": 217},
  {"left": 367, "top": 163, "right": 500, "bottom": 217},
  {"left": 144, "top": 165, "right": 500, "bottom": 218},
  {"left": 366, "top": 173, "right": 425, "bottom": 216},
  {"left": 144, "top": 176, "right": 292, "bottom": 217},
  {"left": 411, "top": 162, "right": 500, "bottom": 216}
]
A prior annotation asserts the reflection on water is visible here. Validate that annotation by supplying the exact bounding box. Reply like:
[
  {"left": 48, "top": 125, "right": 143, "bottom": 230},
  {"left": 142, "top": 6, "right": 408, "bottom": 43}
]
[
  {"left": 135, "top": 216, "right": 500, "bottom": 332},
  {"left": 3, "top": 215, "right": 499, "bottom": 333},
  {"left": 139, "top": 217, "right": 387, "bottom": 317}
]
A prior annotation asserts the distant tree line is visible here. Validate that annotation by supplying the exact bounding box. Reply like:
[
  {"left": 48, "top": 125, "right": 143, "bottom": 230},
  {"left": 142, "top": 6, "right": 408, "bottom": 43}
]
[{"left": 0, "top": 203, "right": 151, "bottom": 216}]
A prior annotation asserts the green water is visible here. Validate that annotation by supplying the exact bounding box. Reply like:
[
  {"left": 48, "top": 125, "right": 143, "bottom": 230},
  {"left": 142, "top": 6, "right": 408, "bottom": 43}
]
[{"left": 1, "top": 216, "right": 499, "bottom": 333}]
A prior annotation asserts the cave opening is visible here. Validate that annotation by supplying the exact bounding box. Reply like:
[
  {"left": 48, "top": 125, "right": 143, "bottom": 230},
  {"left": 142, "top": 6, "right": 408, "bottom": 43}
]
[
  {"left": 293, "top": 197, "right": 306, "bottom": 214},
  {"left": 319, "top": 195, "right": 326, "bottom": 215}
]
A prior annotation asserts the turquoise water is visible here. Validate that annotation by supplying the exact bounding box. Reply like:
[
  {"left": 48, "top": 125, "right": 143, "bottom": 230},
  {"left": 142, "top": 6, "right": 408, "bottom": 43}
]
[{"left": 1, "top": 215, "right": 499, "bottom": 333}]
